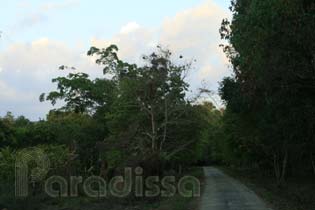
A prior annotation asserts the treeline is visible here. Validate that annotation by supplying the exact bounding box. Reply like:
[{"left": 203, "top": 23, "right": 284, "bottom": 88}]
[
  {"left": 0, "top": 46, "right": 221, "bottom": 208},
  {"left": 216, "top": 0, "right": 315, "bottom": 186}
]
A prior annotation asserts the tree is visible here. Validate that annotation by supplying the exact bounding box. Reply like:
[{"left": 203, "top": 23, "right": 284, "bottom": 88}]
[
  {"left": 40, "top": 67, "right": 116, "bottom": 115},
  {"left": 88, "top": 45, "right": 200, "bottom": 173},
  {"left": 219, "top": 0, "right": 315, "bottom": 185}
]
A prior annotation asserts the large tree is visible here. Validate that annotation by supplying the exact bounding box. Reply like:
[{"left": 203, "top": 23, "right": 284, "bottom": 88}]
[{"left": 88, "top": 45, "right": 200, "bottom": 172}]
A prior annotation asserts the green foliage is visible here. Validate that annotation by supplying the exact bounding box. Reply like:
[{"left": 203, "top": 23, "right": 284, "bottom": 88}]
[
  {"left": 219, "top": 0, "right": 315, "bottom": 183},
  {"left": 38, "top": 144, "right": 71, "bottom": 171},
  {"left": 87, "top": 45, "right": 199, "bottom": 172},
  {"left": 0, "top": 147, "right": 15, "bottom": 182},
  {"left": 0, "top": 117, "right": 16, "bottom": 147},
  {"left": 0, "top": 144, "right": 71, "bottom": 209},
  {"left": 192, "top": 102, "right": 223, "bottom": 164},
  {"left": 40, "top": 70, "right": 116, "bottom": 114},
  {"left": 102, "top": 149, "right": 123, "bottom": 169}
]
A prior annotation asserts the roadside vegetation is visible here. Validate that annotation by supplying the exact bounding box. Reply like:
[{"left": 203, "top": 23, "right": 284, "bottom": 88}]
[{"left": 221, "top": 167, "right": 315, "bottom": 210}]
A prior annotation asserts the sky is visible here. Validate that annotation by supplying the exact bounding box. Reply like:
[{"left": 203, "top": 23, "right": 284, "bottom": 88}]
[{"left": 0, "top": 0, "right": 232, "bottom": 120}]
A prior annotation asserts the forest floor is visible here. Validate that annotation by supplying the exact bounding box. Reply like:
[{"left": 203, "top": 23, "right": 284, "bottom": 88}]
[{"left": 220, "top": 167, "right": 315, "bottom": 210}]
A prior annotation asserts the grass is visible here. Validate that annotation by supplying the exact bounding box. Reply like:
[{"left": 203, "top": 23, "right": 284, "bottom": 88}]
[
  {"left": 2, "top": 167, "right": 204, "bottom": 210},
  {"left": 150, "top": 167, "right": 204, "bottom": 210},
  {"left": 220, "top": 166, "right": 315, "bottom": 210}
]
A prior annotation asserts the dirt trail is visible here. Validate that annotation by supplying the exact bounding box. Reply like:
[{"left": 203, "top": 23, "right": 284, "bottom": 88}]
[{"left": 200, "top": 167, "right": 272, "bottom": 210}]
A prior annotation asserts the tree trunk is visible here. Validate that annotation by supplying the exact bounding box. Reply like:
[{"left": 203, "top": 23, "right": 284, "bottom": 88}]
[
  {"left": 178, "top": 165, "right": 182, "bottom": 175},
  {"left": 99, "top": 160, "right": 108, "bottom": 179},
  {"left": 280, "top": 149, "right": 288, "bottom": 185},
  {"left": 273, "top": 153, "right": 280, "bottom": 182},
  {"left": 150, "top": 107, "right": 156, "bottom": 151},
  {"left": 160, "top": 98, "right": 168, "bottom": 151},
  {"left": 311, "top": 153, "right": 315, "bottom": 175},
  {"left": 273, "top": 149, "right": 288, "bottom": 187}
]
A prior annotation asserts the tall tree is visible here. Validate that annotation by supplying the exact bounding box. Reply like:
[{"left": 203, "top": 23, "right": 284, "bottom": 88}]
[
  {"left": 88, "top": 45, "right": 199, "bottom": 173},
  {"left": 220, "top": 0, "right": 315, "bottom": 185}
]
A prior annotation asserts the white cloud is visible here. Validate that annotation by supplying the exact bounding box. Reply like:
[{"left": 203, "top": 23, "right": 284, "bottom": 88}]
[
  {"left": 0, "top": 81, "right": 19, "bottom": 100},
  {"left": 92, "top": 0, "right": 231, "bottom": 91},
  {"left": 160, "top": 0, "right": 230, "bottom": 88},
  {"left": 0, "top": 0, "right": 231, "bottom": 119},
  {"left": 120, "top": 22, "right": 141, "bottom": 34},
  {"left": 0, "top": 38, "right": 101, "bottom": 79},
  {"left": 0, "top": 38, "right": 102, "bottom": 120},
  {"left": 91, "top": 23, "right": 156, "bottom": 64}
]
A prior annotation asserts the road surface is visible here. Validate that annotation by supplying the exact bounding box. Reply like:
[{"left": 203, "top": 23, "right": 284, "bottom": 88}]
[{"left": 200, "top": 167, "right": 272, "bottom": 210}]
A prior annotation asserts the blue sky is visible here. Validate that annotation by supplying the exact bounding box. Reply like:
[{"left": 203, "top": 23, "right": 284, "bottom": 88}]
[
  {"left": 1, "top": 0, "right": 230, "bottom": 45},
  {"left": 0, "top": 0, "right": 232, "bottom": 120}
]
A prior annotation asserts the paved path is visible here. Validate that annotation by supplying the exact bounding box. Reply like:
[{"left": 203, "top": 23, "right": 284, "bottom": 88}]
[{"left": 200, "top": 167, "right": 272, "bottom": 210}]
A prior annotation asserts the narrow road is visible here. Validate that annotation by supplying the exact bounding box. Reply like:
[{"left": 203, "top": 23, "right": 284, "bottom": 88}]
[{"left": 200, "top": 167, "right": 272, "bottom": 210}]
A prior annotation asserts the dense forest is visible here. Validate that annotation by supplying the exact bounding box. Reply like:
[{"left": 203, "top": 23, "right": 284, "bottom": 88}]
[
  {"left": 0, "top": 0, "right": 315, "bottom": 210},
  {"left": 219, "top": 0, "right": 315, "bottom": 184}
]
